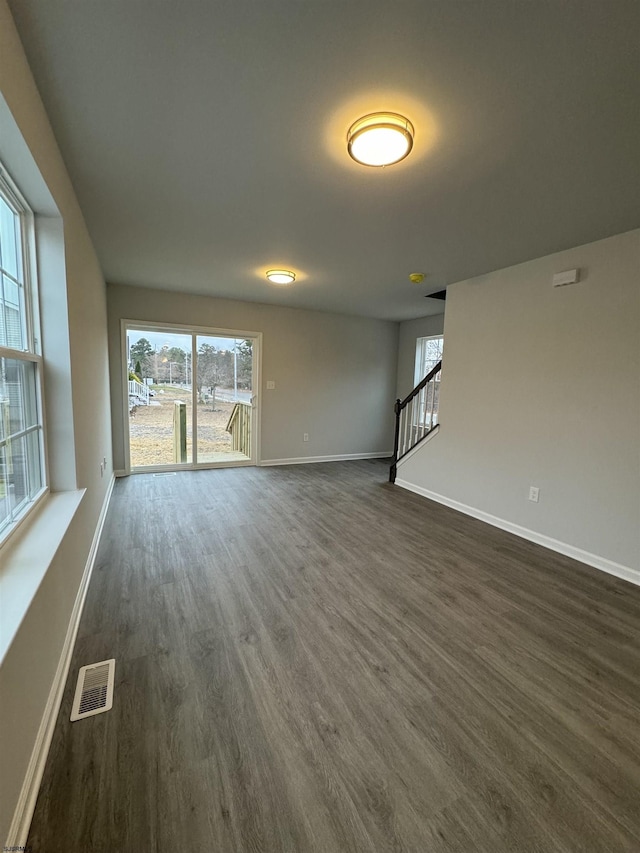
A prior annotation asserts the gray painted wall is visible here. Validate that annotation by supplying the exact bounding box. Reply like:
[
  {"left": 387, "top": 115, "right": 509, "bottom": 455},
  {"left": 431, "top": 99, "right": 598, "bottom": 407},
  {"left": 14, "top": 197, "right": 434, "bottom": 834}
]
[
  {"left": 0, "top": 1, "right": 112, "bottom": 841},
  {"left": 107, "top": 285, "right": 399, "bottom": 469},
  {"left": 396, "top": 313, "right": 445, "bottom": 400},
  {"left": 397, "top": 230, "right": 640, "bottom": 573}
]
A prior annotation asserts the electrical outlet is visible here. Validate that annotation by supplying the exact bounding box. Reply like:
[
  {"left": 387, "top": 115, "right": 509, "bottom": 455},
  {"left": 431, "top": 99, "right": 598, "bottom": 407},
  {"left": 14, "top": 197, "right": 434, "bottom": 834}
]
[
  {"left": 303, "top": 433, "right": 309, "bottom": 442},
  {"left": 266, "top": 380, "right": 276, "bottom": 390},
  {"left": 528, "top": 486, "right": 539, "bottom": 502}
]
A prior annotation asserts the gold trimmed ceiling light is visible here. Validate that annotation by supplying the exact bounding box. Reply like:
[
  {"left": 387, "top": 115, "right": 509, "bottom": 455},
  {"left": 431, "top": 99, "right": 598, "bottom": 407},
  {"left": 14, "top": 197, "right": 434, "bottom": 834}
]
[
  {"left": 347, "top": 112, "right": 414, "bottom": 167},
  {"left": 266, "top": 269, "right": 296, "bottom": 285}
]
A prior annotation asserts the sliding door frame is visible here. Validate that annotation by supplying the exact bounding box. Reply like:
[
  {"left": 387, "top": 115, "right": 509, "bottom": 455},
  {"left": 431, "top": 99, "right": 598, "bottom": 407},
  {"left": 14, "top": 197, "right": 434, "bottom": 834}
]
[{"left": 121, "top": 318, "right": 262, "bottom": 475}]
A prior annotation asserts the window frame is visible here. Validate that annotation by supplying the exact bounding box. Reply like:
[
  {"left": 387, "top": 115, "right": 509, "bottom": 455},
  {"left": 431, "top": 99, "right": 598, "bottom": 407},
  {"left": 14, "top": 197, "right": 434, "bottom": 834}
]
[
  {"left": 0, "top": 163, "right": 48, "bottom": 547},
  {"left": 414, "top": 334, "right": 444, "bottom": 386}
]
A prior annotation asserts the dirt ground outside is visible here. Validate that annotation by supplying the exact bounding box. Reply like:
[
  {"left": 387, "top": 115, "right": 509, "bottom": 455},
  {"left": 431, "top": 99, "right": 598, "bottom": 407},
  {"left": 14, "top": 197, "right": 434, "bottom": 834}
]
[{"left": 129, "top": 385, "right": 248, "bottom": 467}]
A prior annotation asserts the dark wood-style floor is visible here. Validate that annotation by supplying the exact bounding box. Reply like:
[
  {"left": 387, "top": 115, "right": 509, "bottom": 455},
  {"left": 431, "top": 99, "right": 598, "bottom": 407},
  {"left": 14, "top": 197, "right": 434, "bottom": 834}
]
[{"left": 29, "top": 460, "right": 640, "bottom": 852}]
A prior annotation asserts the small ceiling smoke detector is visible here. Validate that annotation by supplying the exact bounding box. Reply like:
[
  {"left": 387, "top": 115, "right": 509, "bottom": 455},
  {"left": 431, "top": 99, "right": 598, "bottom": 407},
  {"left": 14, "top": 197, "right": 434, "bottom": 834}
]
[
  {"left": 266, "top": 269, "right": 296, "bottom": 285},
  {"left": 409, "top": 272, "right": 426, "bottom": 284},
  {"left": 347, "top": 112, "right": 414, "bottom": 167}
]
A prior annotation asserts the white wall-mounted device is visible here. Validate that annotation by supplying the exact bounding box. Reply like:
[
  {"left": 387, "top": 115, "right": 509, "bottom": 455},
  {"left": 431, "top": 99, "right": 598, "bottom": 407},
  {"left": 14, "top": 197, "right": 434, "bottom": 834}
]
[{"left": 552, "top": 268, "right": 580, "bottom": 288}]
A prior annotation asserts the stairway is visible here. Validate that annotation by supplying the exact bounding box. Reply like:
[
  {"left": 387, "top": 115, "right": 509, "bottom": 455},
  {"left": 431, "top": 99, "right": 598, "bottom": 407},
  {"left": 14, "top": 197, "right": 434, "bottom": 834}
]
[{"left": 389, "top": 360, "right": 442, "bottom": 483}]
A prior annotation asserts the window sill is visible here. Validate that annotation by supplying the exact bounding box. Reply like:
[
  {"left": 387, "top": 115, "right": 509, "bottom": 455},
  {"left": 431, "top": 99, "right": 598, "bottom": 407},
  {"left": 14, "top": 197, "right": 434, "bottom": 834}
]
[{"left": 0, "top": 488, "right": 85, "bottom": 666}]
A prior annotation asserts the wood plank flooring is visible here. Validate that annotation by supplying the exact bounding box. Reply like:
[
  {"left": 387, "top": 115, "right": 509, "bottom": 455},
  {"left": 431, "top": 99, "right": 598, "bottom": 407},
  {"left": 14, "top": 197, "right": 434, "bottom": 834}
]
[{"left": 28, "top": 460, "right": 640, "bottom": 852}]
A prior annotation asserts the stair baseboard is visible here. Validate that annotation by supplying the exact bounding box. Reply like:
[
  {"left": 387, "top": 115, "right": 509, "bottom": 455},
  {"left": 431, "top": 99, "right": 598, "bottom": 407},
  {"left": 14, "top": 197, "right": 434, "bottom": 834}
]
[{"left": 395, "top": 424, "right": 440, "bottom": 468}]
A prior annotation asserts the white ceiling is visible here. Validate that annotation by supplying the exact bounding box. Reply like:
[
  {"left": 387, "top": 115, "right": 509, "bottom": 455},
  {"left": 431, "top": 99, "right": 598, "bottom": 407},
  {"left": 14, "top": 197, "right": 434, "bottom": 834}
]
[{"left": 8, "top": 0, "right": 640, "bottom": 321}]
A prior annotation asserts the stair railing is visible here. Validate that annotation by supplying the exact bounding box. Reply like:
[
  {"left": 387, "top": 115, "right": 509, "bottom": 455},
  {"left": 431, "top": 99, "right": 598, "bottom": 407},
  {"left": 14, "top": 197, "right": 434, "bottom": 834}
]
[
  {"left": 389, "top": 359, "right": 442, "bottom": 483},
  {"left": 226, "top": 401, "right": 252, "bottom": 456},
  {"left": 128, "top": 378, "right": 149, "bottom": 405}
]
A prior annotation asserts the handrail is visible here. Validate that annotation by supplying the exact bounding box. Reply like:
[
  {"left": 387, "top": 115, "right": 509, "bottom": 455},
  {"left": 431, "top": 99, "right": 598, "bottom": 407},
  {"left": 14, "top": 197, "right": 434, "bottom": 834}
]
[
  {"left": 225, "top": 399, "right": 251, "bottom": 431},
  {"left": 389, "top": 359, "right": 442, "bottom": 483},
  {"left": 399, "top": 360, "right": 442, "bottom": 409},
  {"left": 226, "top": 400, "right": 252, "bottom": 456}
]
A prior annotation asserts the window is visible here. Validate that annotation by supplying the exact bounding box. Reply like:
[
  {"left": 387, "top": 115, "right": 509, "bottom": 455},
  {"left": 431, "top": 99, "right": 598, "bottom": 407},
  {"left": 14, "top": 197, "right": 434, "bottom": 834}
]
[
  {"left": 0, "top": 165, "right": 46, "bottom": 542},
  {"left": 414, "top": 334, "right": 444, "bottom": 385}
]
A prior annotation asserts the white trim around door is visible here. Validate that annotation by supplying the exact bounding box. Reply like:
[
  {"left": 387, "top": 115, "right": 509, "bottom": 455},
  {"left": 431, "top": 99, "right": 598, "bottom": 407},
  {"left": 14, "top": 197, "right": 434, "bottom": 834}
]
[{"left": 121, "top": 319, "right": 262, "bottom": 474}]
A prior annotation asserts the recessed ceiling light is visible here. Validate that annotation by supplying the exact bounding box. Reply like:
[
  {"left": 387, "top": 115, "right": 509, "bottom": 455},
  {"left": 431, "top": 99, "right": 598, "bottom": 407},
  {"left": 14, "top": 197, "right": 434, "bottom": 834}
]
[
  {"left": 347, "top": 112, "right": 414, "bottom": 167},
  {"left": 266, "top": 269, "right": 296, "bottom": 285}
]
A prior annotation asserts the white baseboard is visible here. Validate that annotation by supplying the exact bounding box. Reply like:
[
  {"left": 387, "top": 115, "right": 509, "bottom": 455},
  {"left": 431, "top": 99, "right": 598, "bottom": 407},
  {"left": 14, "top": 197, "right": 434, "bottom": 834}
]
[
  {"left": 114, "top": 469, "right": 128, "bottom": 477},
  {"left": 5, "top": 473, "right": 116, "bottom": 849},
  {"left": 260, "top": 451, "right": 392, "bottom": 467},
  {"left": 395, "top": 478, "right": 640, "bottom": 588}
]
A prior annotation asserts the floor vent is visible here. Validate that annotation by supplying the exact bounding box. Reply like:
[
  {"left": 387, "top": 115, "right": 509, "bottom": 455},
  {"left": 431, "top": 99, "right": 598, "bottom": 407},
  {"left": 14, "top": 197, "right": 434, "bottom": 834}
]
[
  {"left": 152, "top": 472, "right": 177, "bottom": 477},
  {"left": 70, "top": 659, "right": 115, "bottom": 722}
]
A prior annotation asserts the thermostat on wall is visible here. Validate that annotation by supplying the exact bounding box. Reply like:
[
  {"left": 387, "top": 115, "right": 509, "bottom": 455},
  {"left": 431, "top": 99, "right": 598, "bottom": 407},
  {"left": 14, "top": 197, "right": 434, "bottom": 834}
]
[{"left": 552, "top": 268, "right": 580, "bottom": 288}]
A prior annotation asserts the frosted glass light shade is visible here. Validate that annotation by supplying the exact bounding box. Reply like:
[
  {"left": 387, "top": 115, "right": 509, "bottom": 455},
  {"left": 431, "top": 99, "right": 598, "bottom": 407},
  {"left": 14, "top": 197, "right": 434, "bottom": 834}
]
[
  {"left": 347, "top": 112, "right": 414, "bottom": 167},
  {"left": 266, "top": 269, "right": 296, "bottom": 285}
]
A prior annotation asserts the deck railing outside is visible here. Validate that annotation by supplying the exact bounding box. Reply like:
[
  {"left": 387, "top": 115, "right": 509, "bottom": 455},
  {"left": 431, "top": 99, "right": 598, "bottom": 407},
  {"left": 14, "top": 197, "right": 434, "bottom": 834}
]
[
  {"left": 226, "top": 401, "right": 252, "bottom": 457},
  {"left": 128, "top": 378, "right": 149, "bottom": 406}
]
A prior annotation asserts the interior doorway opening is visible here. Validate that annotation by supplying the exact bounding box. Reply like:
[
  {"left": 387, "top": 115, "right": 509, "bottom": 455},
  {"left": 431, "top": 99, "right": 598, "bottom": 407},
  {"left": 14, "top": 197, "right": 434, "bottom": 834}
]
[{"left": 124, "top": 322, "right": 259, "bottom": 472}]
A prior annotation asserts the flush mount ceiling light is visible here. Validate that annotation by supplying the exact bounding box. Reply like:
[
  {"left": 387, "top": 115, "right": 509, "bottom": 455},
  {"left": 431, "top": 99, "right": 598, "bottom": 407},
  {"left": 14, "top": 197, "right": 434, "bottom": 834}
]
[
  {"left": 347, "top": 112, "right": 414, "bottom": 167},
  {"left": 266, "top": 269, "right": 296, "bottom": 285}
]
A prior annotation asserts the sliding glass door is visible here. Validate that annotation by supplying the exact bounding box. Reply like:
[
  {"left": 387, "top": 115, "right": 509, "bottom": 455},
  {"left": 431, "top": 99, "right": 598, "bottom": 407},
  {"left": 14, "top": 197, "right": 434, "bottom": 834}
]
[
  {"left": 127, "top": 329, "right": 193, "bottom": 469},
  {"left": 195, "top": 334, "right": 254, "bottom": 464},
  {"left": 125, "top": 323, "right": 258, "bottom": 472}
]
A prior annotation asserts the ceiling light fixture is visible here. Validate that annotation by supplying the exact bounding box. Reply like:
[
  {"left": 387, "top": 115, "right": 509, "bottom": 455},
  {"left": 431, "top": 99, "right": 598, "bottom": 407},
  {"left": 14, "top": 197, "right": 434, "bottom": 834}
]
[
  {"left": 266, "top": 269, "right": 296, "bottom": 285},
  {"left": 347, "top": 112, "right": 414, "bottom": 167}
]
